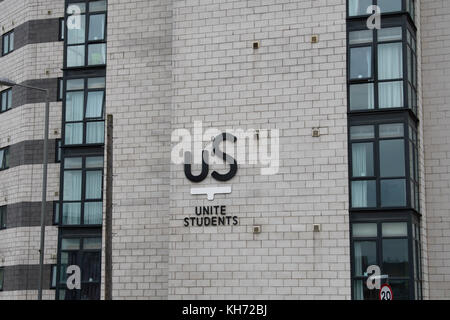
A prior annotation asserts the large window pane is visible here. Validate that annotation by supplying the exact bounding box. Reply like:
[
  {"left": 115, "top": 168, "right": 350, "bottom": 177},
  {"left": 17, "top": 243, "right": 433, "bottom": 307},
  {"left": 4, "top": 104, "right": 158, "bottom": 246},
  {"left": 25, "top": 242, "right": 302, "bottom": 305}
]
[
  {"left": 67, "top": 79, "right": 84, "bottom": 91},
  {"left": 379, "top": 81, "right": 404, "bottom": 108},
  {"left": 86, "top": 121, "right": 105, "bottom": 144},
  {"left": 88, "top": 43, "right": 106, "bottom": 65},
  {"left": 67, "top": 15, "right": 86, "bottom": 44},
  {"left": 88, "top": 14, "right": 105, "bottom": 41},
  {"left": 66, "top": 92, "right": 84, "bottom": 121},
  {"left": 380, "top": 139, "right": 405, "bottom": 177},
  {"left": 352, "top": 143, "right": 374, "bottom": 177},
  {"left": 3, "top": 35, "right": 8, "bottom": 55},
  {"left": 88, "top": 77, "right": 106, "bottom": 89},
  {"left": 84, "top": 202, "right": 103, "bottom": 225},
  {"left": 86, "top": 171, "right": 102, "bottom": 199},
  {"left": 86, "top": 91, "right": 104, "bottom": 118},
  {"left": 350, "top": 47, "right": 372, "bottom": 79},
  {"left": 349, "top": 0, "right": 372, "bottom": 16},
  {"left": 61, "top": 238, "right": 81, "bottom": 250},
  {"left": 8, "top": 32, "right": 14, "bottom": 51},
  {"left": 354, "top": 241, "right": 377, "bottom": 276},
  {"left": 65, "top": 123, "right": 83, "bottom": 145},
  {"left": 381, "top": 179, "right": 406, "bottom": 207},
  {"left": 62, "top": 203, "right": 81, "bottom": 225},
  {"left": 67, "top": 45, "right": 85, "bottom": 67},
  {"left": 63, "top": 171, "right": 82, "bottom": 201},
  {"left": 378, "top": 0, "right": 402, "bottom": 13},
  {"left": 378, "top": 43, "right": 403, "bottom": 80},
  {"left": 382, "top": 238, "right": 409, "bottom": 277},
  {"left": 352, "top": 180, "right": 376, "bottom": 208},
  {"left": 350, "top": 83, "right": 374, "bottom": 110}
]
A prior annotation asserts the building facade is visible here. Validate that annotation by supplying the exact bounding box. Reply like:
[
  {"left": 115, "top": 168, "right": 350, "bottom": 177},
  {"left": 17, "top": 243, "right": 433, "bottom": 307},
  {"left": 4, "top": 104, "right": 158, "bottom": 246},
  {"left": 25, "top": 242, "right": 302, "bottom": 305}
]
[{"left": 0, "top": 0, "right": 449, "bottom": 300}]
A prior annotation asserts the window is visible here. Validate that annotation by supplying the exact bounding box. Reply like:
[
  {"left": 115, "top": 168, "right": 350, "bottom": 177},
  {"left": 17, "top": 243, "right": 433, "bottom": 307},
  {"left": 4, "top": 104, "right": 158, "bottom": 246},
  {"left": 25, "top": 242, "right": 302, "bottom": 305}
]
[
  {"left": 0, "top": 88, "right": 12, "bottom": 112},
  {"left": 53, "top": 202, "right": 60, "bottom": 225},
  {"left": 65, "top": 1, "right": 107, "bottom": 67},
  {"left": 64, "top": 77, "right": 105, "bottom": 145},
  {"left": 57, "top": 78, "right": 64, "bottom": 101},
  {"left": 59, "top": 18, "right": 65, "bottom": 41},
  {"left": 2, "top": 30, "right": 14, "bottom": 56},
  {"left": 348, "top": 0, "right": 403, "bottom": 17},
  {"left": 0, "top": 206, "right": 6, "bottom": 229},
  {"left": 0, "top": 147, "right": 9, "bottom": 171},
  {"left": 61, "top": 155, "right": 104, "bottom": 226},
  {"left": 350, "top": 119, "right": 419, "bottom": 209},
  {"left": 351, "top": 219, "right": 421, "bottom": 300},
  {"left": 0, "top": 267, "right": 4, "bottom": 291},
  {"left": 50, "top": 264, "right": 57, "bottom": 289},
  {"left": 348, "top": 25, "right": 414, "bottom": 112},
  {"left": 55, "top": 139, "right": 62, "bottom": 163},
  {"left": 56, "top": 236, "right": 102, "bottom": 300}
]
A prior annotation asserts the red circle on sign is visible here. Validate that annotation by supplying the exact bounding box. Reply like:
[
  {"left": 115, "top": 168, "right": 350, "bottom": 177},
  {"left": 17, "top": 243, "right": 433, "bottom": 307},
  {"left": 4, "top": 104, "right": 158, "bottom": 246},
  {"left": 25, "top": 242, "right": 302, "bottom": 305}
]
[{"left": 379, "top": 284, "right": 394, "bottom": 300}]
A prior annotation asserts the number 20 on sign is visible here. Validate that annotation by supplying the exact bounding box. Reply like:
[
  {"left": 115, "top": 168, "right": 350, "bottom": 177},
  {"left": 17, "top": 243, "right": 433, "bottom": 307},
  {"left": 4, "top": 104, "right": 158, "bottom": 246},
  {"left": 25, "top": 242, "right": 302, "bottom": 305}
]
[{"left": 379, "top": 284, "right": 394, "bottom": 301}]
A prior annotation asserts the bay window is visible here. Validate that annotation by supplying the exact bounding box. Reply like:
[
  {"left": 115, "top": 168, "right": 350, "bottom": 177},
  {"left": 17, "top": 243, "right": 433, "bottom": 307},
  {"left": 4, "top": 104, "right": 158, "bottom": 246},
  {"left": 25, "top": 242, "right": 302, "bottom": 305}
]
[
  {"left": 348, "top": 21, "right": 417, "bottom": 112},
  {"left": 56, "top": 236, "right": 101, "bottom": 300},
  {"left": 65, "top": 0, "right": 107, "bottom": 67},
  {"left": 60, "top": 155, "right": 104, "bottom": 226},
  {"left": 64, "top": 76, "right": 105, "bottom": 145},
  {"left": 350, "top": 116, "right": 419, "bottom": 210},
  {"left": 351, "top": 217, "right": 422, "bottom": 300}
]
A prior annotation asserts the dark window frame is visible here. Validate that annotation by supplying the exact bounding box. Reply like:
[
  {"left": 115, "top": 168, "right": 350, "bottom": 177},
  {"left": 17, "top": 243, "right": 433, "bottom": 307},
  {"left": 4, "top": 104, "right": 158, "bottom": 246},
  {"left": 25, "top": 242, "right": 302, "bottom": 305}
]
[
  {"left": 0, "top": 206, "right": 6, "bottom": 230},
  {"left": 50, "top": 264, "right": 57, "bottom": 289},
  {"left": 55, "top": 139, "right": 62, "bottom": 163},
  {"left": 348, "top": 113, "right": 420, "bottom": 212},
  {"left": 55, "top": 233, "right": 102, "bottom": 300},
  {"left": 350, "top": 211, "right": 422, "bottom": 300},
  {"left": 57, "top": 78, "right": 64, "bottom": 102},
  {"left": 0, "top": 147, "right": 10, "bottom": 171},
  {"left": 347, "top": 16, "right": 417, "bottom": 115},
  {"left": 59, "top": 18, "right": 65, "bottom": 41},
  {"left": 0, "top": 88, "right": 12, "bottom": 113},
  {"left": 0, "top": 267, "right": 4, "bottom": 291},
  {"left": 64, "top": 0, "right": 108, "bottom": 69},
  {"left": 1, "top": 29, "right": 14, "bottom": 56},
  {"left": 347, "top": 0, "right": 415, "bottom": 21},
  {"left": 59, "top": 154, "right": 104, "bottom": 227},
  {"left": 62, "top": 75, "right": 106, "bottom": 147}
]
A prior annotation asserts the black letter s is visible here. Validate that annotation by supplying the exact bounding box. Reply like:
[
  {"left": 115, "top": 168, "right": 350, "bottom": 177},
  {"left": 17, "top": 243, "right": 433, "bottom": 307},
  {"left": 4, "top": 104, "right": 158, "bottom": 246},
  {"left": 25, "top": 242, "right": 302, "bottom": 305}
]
[{"left": 211, "top": 133, "right": 238, "bottom": 182}]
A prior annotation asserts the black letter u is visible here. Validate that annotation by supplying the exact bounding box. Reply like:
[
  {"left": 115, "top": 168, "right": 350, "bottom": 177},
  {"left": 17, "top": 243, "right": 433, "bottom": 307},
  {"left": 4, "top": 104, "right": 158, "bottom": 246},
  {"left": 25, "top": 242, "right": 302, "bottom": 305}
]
[{"left": 184, "top": 150, "right": 209, "bottom": 183}]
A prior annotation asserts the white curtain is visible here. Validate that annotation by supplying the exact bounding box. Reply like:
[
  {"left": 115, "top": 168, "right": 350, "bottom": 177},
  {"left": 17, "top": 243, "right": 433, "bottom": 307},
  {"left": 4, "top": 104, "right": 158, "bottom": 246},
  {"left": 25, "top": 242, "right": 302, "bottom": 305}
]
[
  {"left": 352, "top": 181, "right": 368, "bottom": 208},
  {"left": 86, "top": 91, "right": 104, "bottom": 118},
  {"left": 378, "top": 43, "right": 403, "bottom": 80},
  {"left": 86, "top": 121, "right": 104, "bottom": 144},
  {"left": 63, "top": 203, "right": 81, "bottom": 225},
  {"left": 66, "top": 91, "right": 84, "bottom": 121},
  {"left": 379, "top": 81, "right": 403, "bottom": 108},
  {"left": 89, "top": 14, "right": 105, "bottom": 41},
  {"left": 65, "top": 123, "right": 83, "bottom": 145},
  {"left": 63, "top": 171, "right": 82, "bottom": 201},
  {"left": 84, "top": 202, "right": 102, "bottom": 225},
  {"left": 353, "top": 144, "right": 368, "bottom": 177},
  {"left": 1, "top": 93, "right": 6, "bottom": 111},
  {"left": 86, "top": 171, "right": 102, "bottom": 199}
]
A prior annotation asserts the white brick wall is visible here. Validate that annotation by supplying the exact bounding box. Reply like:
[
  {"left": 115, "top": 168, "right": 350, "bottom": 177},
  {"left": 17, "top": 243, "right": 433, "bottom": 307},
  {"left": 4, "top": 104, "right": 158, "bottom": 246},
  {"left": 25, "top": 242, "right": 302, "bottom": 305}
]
[{"left": 422, "top": 0, "right": 450, "bottom": 300}]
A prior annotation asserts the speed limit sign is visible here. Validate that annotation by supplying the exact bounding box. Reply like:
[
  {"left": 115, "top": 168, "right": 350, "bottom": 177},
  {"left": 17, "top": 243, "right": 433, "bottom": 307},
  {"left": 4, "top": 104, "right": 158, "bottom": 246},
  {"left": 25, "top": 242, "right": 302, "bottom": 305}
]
[{"left": 379, "top": 284, "right": 394, "bottom": 300}]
